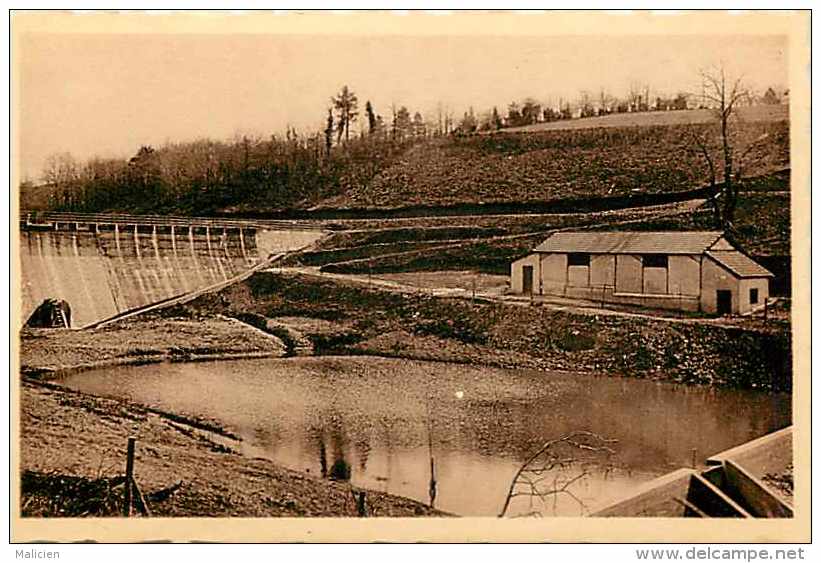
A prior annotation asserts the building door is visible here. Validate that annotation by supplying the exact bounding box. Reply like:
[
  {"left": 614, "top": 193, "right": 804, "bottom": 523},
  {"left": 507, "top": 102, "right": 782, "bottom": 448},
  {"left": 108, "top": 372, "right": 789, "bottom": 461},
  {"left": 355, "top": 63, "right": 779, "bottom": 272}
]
[
  {"left": 522, "top": 265, "right": 534, "bottom": 295},
  {"left": 716, "top": 290, "right": 732, "bottom": 315}
]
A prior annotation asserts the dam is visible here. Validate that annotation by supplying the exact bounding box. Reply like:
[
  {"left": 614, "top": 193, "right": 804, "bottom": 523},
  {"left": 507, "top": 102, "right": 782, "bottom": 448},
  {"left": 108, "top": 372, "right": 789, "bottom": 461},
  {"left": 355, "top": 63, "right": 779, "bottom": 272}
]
[{"left": 18, "top": 211, "right": 326, "bottom": 328}]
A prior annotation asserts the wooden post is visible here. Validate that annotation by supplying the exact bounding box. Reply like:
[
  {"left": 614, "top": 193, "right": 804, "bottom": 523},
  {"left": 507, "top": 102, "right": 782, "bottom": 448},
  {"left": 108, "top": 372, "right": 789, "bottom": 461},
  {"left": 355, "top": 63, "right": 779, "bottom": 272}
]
[
  {"left": 319, "top": 440, "right": 328, "bottom": 479},
  {"left": 429, "top": 456, "right": 437, "bottom": 509},
  {"left": 357, "top": 491, "right": 367, "bottom": 517},
  {"left": 764, "top": 298, "right": 769, "bottom": 321},
  {"left": 124, "top": 437, "right": 136, "bottom": 516},
  {"left": 691, "top": 448, "right": 698, "bottom": 469},
  {"left": 132, "top": 480, "right": 152, "bottom": 517}
]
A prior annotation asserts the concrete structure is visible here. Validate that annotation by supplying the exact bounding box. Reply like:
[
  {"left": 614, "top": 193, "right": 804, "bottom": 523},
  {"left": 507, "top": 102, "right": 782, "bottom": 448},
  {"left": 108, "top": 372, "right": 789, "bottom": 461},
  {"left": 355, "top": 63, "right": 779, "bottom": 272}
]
[
  {"left": 19, "top": 212, "right": 325, "bottom": 328},
  {"left": 511, "top": 231, "right": 773, "bottom": 315},
  {"left": 593, "top": 427, "right": 792, "bottom": 518}
]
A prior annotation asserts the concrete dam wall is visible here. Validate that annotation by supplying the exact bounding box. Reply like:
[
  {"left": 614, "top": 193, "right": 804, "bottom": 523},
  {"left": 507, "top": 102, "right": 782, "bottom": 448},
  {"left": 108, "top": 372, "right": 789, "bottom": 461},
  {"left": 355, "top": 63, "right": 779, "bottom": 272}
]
[{"left": 19, "top": 213, "right": 324, "bottom": 328}]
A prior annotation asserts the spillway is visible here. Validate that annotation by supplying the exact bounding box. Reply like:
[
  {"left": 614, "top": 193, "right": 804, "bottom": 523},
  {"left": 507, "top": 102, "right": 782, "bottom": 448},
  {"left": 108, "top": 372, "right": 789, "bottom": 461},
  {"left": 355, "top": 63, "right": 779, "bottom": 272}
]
[{"left": 18, "top": 212, "right": 325, "bottom": 328}]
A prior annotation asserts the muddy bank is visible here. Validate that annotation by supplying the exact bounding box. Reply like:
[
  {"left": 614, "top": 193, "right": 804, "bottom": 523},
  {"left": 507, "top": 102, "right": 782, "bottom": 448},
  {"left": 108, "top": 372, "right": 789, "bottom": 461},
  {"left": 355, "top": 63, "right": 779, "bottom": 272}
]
[
  {"left": 169, "top": 270, "right": 792, "bottom": 392},
  {"left": 19, "top": 380, "right": 445, "bottom": 517},
  {"left": 19, "top": 317, "right": 287, "bottom": 379},
  {"left": 18, "top": 316, "right": 446, "bottom": 517}
]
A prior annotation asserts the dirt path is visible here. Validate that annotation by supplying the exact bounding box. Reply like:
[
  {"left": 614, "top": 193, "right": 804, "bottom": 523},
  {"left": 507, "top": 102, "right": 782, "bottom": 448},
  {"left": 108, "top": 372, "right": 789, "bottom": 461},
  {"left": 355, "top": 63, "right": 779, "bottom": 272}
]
[
  {"left": 314, "top": 199, "right": 712, "bottom": 278},
  {"left": 273, "top": 266, "right": 784, "bottom": 331},
  {"left": 323, "top": 198, "right": 708, "bottom": 231}
]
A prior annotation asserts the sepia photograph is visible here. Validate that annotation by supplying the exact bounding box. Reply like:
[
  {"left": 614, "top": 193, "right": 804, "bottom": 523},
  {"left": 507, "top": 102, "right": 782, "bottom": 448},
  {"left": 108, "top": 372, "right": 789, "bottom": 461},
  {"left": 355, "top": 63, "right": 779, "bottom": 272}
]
[{"left": 9, "top": 9, "right": 811, "bottom": 544}]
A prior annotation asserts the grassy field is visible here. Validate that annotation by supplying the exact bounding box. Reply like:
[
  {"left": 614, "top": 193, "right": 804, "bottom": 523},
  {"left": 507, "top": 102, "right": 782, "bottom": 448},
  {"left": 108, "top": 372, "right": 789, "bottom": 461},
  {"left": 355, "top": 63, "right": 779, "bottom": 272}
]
[{"left": 503, "top": 105, "right": 788, "bottom": 134}]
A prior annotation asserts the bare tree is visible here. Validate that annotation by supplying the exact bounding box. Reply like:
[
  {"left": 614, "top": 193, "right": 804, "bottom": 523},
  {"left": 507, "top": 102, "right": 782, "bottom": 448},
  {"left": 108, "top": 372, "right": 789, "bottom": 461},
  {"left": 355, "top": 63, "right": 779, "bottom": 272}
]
[
  {"left": 627, "top": 82, "right": 643, "bottom": 112},
  {"left": 689, "top": 65, "right": 764, "bottom": 232},
  {"left": 498, "top": 431, "right": 617, "bottom": 517},
  {"left": 412, "top": 111, "right": 427, "bottom": 138},
  {"left": 578, "top": 90, "right": 594, "bottom": 118},
  {"left": 598, "top": 88, "right": 613, "bottom": 115},
  {"left": 444, "top": 106, "right": 454, "bottom": 135},
  {"left": 41, "top": 152, "right": 79, "bottom": 186}
]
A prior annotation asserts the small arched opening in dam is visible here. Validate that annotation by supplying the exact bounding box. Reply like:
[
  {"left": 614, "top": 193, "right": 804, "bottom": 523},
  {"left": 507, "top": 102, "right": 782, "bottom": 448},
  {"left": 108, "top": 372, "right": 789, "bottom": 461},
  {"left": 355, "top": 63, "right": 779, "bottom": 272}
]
[
  {"left": 18, "top": 213, "right": 326, "bottom": 328},
  {"left": 25, "top": 298, "right": 72, "bottom": 329}
]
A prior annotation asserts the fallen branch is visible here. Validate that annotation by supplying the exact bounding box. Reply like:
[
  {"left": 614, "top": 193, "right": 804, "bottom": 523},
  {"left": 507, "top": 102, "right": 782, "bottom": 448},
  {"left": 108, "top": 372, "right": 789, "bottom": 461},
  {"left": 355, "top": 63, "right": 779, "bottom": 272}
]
[
  {"left": 146, "top": 480, "right": 183, "bottom": 503},
  {"left": 498, "top": 431, "right": 617, "bottom": 517}
]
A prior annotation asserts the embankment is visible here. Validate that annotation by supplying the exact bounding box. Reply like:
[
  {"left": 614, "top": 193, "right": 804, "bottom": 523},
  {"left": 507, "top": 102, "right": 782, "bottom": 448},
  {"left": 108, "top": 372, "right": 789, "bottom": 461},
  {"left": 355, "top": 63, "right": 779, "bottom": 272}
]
[
  {"left": 18, "top": 317, "right": 288, "bottom": 378},
  {"left": 171, "top": 270, "right": 792, "bottom": 392},
  {"left": 19, "top": 380, "right": 444, "bottom": 517},
  {"left": 18, "top": 316, "right": 444, "bottom": 517}
]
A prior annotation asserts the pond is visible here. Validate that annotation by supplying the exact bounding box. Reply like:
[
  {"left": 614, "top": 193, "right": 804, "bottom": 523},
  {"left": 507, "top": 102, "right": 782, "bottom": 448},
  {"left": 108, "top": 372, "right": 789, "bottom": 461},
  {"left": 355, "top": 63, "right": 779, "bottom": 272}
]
[{"left": 59, "top": 356, "right": 791, "bottom": 516}]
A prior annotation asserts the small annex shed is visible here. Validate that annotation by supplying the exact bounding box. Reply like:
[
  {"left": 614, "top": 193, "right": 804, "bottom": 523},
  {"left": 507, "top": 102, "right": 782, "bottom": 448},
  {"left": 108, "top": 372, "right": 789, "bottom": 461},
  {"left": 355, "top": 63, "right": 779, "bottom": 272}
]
[{"left": 510, "top": 231, "right": 773, "bottom": 315}]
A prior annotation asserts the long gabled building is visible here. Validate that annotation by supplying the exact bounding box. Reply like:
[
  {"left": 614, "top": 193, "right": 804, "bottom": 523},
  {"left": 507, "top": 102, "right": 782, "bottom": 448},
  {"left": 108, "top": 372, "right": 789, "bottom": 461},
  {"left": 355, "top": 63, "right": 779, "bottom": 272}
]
[{"left": 510, "top": 231, "right": 773, "bottom": 315}]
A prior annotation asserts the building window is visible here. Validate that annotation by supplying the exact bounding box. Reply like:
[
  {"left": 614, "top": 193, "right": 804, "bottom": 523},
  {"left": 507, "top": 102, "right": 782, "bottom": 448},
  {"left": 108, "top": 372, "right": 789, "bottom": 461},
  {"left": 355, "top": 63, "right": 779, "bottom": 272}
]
[
  {"left": 750, "top": 288, "right": 759, "bottom": 304},
  {"left": 568, "top": 253, "right": 590, "bottom": 266},
  {"left": 643, "top": 254, "right": 668, "bottom": 268}
]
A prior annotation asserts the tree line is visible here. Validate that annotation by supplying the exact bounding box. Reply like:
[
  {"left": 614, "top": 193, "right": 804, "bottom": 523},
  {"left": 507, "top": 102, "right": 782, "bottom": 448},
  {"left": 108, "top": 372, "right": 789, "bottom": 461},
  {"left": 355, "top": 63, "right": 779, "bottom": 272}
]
[
  {"left": 22, "top": 71, "right": 784, "bottom": 232},
  {"left": 455, "top": 81, "right": 787, "bottom": 134},
  {"left": 23, "top": 86, "right": 437, "bottom": 215}
]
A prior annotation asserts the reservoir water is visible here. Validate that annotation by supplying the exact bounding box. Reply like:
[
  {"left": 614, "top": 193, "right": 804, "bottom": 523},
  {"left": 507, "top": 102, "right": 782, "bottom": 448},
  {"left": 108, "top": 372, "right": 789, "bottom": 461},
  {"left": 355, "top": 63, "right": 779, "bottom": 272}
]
[{"left": 59, "top": 356, "right": 791, "bottom": 516}]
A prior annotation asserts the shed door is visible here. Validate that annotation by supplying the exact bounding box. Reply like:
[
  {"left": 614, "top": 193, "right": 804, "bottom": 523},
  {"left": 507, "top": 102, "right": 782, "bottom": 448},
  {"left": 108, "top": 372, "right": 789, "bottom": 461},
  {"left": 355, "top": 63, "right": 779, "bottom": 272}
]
[
  {"left": 522, "top": 265, "right": 534, "bottom": 294},
  {"left": 716, "top": 290, "right": 732, "bottom": 315}
]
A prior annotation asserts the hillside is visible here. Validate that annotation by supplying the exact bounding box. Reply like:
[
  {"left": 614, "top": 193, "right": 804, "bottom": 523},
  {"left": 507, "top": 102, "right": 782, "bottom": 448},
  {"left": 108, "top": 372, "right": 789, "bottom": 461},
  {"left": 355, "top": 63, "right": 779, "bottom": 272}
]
[
  {"left": 315, "top": 118, "right": 788, "bottom": 210},
  {"left": 301, "top": 170, "right": 790, "bottom": 293},
  {"left": 23, "top": 107, "right": 789, "bottom": 217}
]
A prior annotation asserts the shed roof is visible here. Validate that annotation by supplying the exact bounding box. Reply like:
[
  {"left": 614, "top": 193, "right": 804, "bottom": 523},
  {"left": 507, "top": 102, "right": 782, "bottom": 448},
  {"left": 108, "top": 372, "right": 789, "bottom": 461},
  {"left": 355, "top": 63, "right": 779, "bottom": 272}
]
[
  {"left": 534, "top": 231, "right": 725, "bottom": 255},
  {"left": 706, "top": 251, "right": 774, "bottom": 278}
]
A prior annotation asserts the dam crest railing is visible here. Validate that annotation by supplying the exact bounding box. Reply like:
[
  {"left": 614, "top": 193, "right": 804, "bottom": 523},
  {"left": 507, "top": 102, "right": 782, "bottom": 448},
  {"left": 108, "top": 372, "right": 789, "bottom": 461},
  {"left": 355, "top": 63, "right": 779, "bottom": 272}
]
[{"left": 20, "top": 210, "right": 325, "bottom": 232}]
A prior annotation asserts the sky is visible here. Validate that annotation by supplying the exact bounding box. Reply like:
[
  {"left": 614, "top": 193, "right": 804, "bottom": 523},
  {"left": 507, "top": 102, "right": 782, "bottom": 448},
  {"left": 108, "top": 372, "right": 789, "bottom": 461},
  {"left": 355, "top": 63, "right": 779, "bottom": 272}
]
[{"left": 16, "top": 30, "right": 787, "bottom": 181}]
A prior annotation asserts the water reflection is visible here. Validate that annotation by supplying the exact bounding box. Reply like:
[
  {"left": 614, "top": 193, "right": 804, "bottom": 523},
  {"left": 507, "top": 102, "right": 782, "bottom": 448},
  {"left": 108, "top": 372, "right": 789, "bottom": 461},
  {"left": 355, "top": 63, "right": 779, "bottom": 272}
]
[
  {"left": 318, "top": 435, "right": 328, "bottom": 478},
  {"left": 59, "top": 356, "right": 792, "bottom": 516}
]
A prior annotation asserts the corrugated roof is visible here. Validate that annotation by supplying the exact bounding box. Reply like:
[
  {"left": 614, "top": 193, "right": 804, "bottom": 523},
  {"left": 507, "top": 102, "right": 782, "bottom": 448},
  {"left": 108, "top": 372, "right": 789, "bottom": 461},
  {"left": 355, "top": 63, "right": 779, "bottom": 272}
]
[
  {"left": 534, "top": 231, "right": 725, "bottom": 254},
  {"left": 706, "top": 251, "right": 774, "bottom": 278}
]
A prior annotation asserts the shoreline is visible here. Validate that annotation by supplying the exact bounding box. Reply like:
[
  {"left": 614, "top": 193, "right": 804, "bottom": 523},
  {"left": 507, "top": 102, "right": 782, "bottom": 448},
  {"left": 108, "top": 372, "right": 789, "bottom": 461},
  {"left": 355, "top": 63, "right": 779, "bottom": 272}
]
[
  {"left": 18, "top": 316, "right": 449, "bottom": 518},
  {"left": 22, "top": 350, "right": 285, "bottom": 381},
  {"left": 18, "top": 372, "right": 448, "bottom": 519},
  {"left": 16, "top": 272, "right": 791, "bottom": 519}
]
